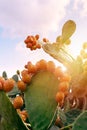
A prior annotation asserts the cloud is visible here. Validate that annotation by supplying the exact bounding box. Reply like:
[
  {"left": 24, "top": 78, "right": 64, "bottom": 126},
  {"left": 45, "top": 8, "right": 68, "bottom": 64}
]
[
  {"left": 15, "top": 42, "right": 26, "bottom": 52},
  {"left": 0, "top": 0, "right": 70, "bottom": 38},
  {"left": 73, "top": 0, "right": 87, "bottom": 17}
]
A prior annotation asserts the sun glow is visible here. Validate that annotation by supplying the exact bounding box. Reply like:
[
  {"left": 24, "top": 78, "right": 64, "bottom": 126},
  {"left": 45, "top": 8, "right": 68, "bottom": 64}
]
[{"left": 67, "top": 37, "right": 83, "bottom": 59}]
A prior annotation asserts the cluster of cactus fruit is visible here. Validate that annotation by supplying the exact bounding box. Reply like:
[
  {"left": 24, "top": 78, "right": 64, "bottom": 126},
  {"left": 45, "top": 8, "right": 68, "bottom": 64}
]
[{"left": 0, "top": 20, "right": 87, "bottom": 130}]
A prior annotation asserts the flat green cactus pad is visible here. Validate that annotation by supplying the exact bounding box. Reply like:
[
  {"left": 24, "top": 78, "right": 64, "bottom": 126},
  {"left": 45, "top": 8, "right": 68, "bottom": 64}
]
[
  {"left": 24, "top": 71, "right": 59, "bottom": 130},
  {"left": 72, "top": 111, "right": 87, "bottom": 130},
  {"left": 0, "top": 91, "right": 28, "bottom": 130}
]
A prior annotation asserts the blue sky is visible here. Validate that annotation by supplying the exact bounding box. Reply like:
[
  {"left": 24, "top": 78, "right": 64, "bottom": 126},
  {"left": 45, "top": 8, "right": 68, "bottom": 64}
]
[{"left": 0, "top": 0, "right": 87, "bottom": 77}]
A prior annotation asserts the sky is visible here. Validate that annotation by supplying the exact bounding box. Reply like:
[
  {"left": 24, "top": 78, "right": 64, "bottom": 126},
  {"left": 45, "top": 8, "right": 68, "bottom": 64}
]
[{"left": 0, "top": 0, "right": 87, "bottom": 77}]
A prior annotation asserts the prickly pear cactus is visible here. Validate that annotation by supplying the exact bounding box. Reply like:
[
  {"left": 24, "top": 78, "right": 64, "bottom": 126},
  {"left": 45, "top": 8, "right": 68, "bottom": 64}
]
[
  {"left": 72, "top": 111, "right": 87, "bottom": 130},
  {"left": 24, "top": 71, "right": 59, "bottom": 130},
  {"left": 1, "top": 19, "right": 87, "bottom": 130},
  {"left": 0, "top": 91, "right": 28, "bottom": 130}
]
